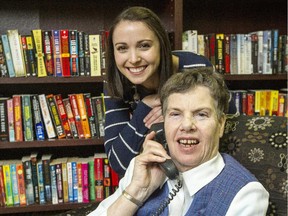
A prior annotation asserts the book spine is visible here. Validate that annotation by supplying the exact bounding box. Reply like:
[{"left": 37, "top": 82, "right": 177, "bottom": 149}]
[
  {"left": 3, "top": 164, "right": 13, "bottom": 206},
  {"left": 0, "top": 98, "right": 9, "bottom": 141},
  {"left": 31, "top": 95, "right": 45, "bottom": 140},
  {"left": 21, "top": 95, "right": 34, "bottom": 141},
  {"left": 25, "top": 35, "right": 38, "bottom": 77},
  {"left": 93, "top": 97, "right": 105, "bottom": 137},
  {"left": 61, "top": 161, "right": 69, "bottom": 203},
  {"left": 69, "top": 94, "right": 84, "bottom": 139},
  {"left": 69, "top": 30, "right": 79, "bottom": 76},
  {"left": 54, "top": 94, "right": 73, "bottom": 138},
  {"left": 84, "top": 93, "right": 98, "bottom": 138},
  {"left": 42, "top": 31, "right": 54, "bottom": 76},
  {"left": 50, "top": 163, "right": 58, "bottom": 204},
  {"left": 46, "top": 94, "right": 66, "bottom": 139},
  {"left": 0, "top": 164, "right": 6, "bottom": 207},
  {"left": 229, "top": 34, "right": 238, "bottom": 74},
  {"left": 81, "top": 162, "right": 89, "bottom": 203},
  {"left": 32, "top": 29, "right": 47, "bottom": 77},
  {"left": 63, "top": 98, "right": 78, "bottom": 139},
  {"left": 278, "top": 93, "right": 285, "bottom": 116},
  {"left": 88, "top": 160, "right": 95, "bottom": 201},
  {"left": 271, "top": 29, "right": 279, "bottom": 74},
  {"left": 94, "top": 157, "right": 104, "bottom": 202},
  {"left": 16, "top": 163, "right": 26, "bottom": 206},
  {"left": 42, "top": 155, "right": 52, "bottom": 203},
  {"left": 52, "top": 30, "right": 62, "bottom": 77},
  {"left": 78, "top": 31, "right": 85, "bottom": 76},
  {"left": 251, "top": 33, "right": 259, "bottom": 74},
  {"left": 38, "top": 94, "right": 56, "bottom": 139},
  {"left": 66, "top": 162, "right": 74, "bottom": 202},
  {"left": 30, "top": 153, "right": 39, "bottom": 204},
  {"left": 10, "top": 163, "right": 20, "bottom": 206},
  {"left": 71, "top": 161, "right": 78, "bottom": 202},
  {"left": 22, "top": 159, "right": 35, "bottom": 205},
  {"left": 37, "top": 161, "right": 46, "bottom": 204},
  {"left": 76, "top": 162, "right": 83, "bottom": 203},
  {"left": 76, "top": 93, "right": 91, "bottom": 139},
  {"left": 215, "top": 33, "right": 225, "bottom": 73},
  {"left": 89, "top": 34, "right": 101, "bottom": 76},
  {"left": 256, "top": 31, "right": 264, "bottom": 73},
  {"left": 20, "top": 36, "right": 30, "bottom": 77},
  {"left": 55, "top": 163, "right": 63, "bottom": 203},
  {"left": 7, "top": 29, "right": 26, "bottom": 77},
  {"left": 6, "top": 99, "right": 15, "bottom": 142},
  {"left": 224, "top": 34, "right": 230, "bottom": 74},
  {"left": 84, "top": 33, "right": 90, "bottom": 76},
  {"left": 0, "top": 37, "right": 8, "bottom": 77},
  {"left": 60, "top": 29, "right": 71, "bottom": 77},
  {"left": 103, "top": 158, "right": 112, "bottom": 199},
  {"left": 13, "top": 95, "right": 23, "bottom": 142},
  {"left": 1, "top": 35, "right": 15, "bottom": 77}
]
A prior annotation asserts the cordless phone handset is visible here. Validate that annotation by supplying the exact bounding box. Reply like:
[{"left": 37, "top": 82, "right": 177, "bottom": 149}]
[{"left": 150, "top": 123, "right": 179, "bottom": 180}]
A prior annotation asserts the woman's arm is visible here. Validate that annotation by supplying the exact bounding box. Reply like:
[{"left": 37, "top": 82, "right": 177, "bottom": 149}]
[{"left": 104, "top": 97, "right": 151, "bottom": 176}]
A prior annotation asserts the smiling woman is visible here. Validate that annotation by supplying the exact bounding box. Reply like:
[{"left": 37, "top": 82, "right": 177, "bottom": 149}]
[{"left": 103, "top": 6, "right": 220, "bottom": 178}]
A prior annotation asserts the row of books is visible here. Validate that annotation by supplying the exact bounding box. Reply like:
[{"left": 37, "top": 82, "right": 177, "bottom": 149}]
[
  {"left": 230, "top": 89, "right": 287, "bottom": 116},
  {"left": 183, "top": 29, "right": 288, "bottom": 74},
  {"left": 0, "top": 153, "right": 119, "bottom": 207},
  {"left": 0, "top": 93, "right": 105, "bottom": 142},
  {"left": 0, "top": 29, "right": 108, "bottom": 78}
]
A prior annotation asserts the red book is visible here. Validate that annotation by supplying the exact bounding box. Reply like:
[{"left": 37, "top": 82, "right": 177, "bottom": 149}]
[
  {"left": 94, "top": 154, "right": 104, "bottom": 202},
  {"left": 0, "top": 164, "right": 6, "bottom": 207},
  {"left": 54, "top": 94, "right": 73, "bottom": 138},
  {"left": 13, "top": 95, "right": 23, "bottom": 142},
  {"left": 60, "top": 29, "right": 71, "bottom": 77},
  {"left": 224, "top": 34, "right": 231, "bottom": 74},
  {"left": 247, "top": 92, "right": 255, "bottom": 116}
]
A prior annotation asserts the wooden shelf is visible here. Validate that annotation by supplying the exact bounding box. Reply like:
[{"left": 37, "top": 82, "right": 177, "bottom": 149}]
[
  {"left": 224, "top": 74, "right": 287, "bottom": 81},
  {"left": 0, "top": 202, "right": 98, "bottom": 214},
  {"left": 0, "top": 138, "right": 104, "bottom": 149}
]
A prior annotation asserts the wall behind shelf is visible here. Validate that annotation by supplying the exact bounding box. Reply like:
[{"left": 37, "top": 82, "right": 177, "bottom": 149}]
[{"left": 183, "top": 0, "right": 287, "bottom": 35}]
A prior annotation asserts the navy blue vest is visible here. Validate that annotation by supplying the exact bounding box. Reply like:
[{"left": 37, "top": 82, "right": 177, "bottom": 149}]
[{"left": 135, "top": 153, "right": 257, "bottom": 216}]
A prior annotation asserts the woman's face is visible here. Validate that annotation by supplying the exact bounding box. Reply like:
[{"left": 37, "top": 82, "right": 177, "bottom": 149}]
[{"left": 113, "top": 21, "right": 161, "bottom": 90}]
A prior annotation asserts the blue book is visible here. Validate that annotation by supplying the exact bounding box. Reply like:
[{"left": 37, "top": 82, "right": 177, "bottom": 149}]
[
  {"left": 1, "top": 34, "right": 15, "bottom": 77},
  {"left": 37, "top": 161, "right": 46, "bottom": 204},
  {"left": 10, "top": 162, "right": 20, "bottom": 206}
]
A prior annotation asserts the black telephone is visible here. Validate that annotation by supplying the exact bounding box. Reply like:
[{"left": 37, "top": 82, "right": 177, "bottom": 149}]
[
  {"left": 150, "top": 122, "right": 183, "bottom": 216},
  {"left": 150, "top": 122, "right": 179, "bottom": 180}
]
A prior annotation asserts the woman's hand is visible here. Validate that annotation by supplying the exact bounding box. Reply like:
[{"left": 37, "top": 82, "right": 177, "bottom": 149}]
[
  {"left": 142, "top": 95, "right": 163, "bottom": 128},
  {"left": 126, "top": 131, "right": 169, "bottom": 201}
]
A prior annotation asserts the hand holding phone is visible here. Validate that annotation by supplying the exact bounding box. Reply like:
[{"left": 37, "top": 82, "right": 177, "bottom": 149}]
[{"left": 150, "top": 122, "right": 179, "bottom": 180}]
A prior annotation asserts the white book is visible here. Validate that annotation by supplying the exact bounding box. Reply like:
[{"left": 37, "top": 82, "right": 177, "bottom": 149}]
[
  {"left": 7, "top": 29, "right": 26, "bottom": 77},
  {"left": 89, "top": 34, "right": 101, "bottom": 76},
  {"left": 38, "top": 94, "right": 56, "bottom": 139}
]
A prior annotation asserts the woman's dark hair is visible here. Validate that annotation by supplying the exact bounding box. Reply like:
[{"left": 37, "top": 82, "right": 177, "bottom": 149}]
[{"left": 106, "top": 6, "right": 173, "bottom": 98}]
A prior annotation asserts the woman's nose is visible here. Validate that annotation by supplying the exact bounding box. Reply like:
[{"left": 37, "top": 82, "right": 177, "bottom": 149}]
[
  {"left": 180, "top": 116, "right": 197, "bottom": 132},
  {"left": 129, "top": 51, "right": 141, "bottom": 64}
]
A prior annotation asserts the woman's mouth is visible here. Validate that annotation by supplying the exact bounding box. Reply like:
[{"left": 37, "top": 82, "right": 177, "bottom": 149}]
[
  {"left": 178, "top": 139, "right": 199, "bottom": 147},
  {"left": 128, "top": 66, "right": 147, "bottom": 74}
]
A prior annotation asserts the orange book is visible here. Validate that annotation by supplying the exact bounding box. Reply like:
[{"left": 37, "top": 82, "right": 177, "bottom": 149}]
[
  {"left": 76, "top": 93, "right": 91, "bottom": 139},
  {"left": 69, "top": 94, "right": 84, "bottom": 139},
  {"left": 16, "top": 163, "right": 26, "bottom": 206},
  {"left": 13, "top": 95, "right": 23, "bottom": 142},
  {"left": 94, "top": 154, "right": 105, "bottom": 202}
]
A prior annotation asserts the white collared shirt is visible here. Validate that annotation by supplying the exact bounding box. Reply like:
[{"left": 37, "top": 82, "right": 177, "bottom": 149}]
[{"left": 88, "top": 153, "right": 269, "bottom": 216}]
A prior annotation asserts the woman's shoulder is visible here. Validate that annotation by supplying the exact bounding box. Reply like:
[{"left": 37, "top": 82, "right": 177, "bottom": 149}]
[{"left": 172, "top": 50, "right": 213, "bottom": 68}]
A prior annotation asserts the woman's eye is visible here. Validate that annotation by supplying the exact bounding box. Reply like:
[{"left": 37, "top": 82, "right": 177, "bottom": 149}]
[
  {"left": 195, "top": 112, "right": 208, "bottom": 120},
  {"left": 138, "top": 43, "right": 150, "bottom": 49},
  {"left": 116, "top": 46, "right": 127, "bottom": 52}
]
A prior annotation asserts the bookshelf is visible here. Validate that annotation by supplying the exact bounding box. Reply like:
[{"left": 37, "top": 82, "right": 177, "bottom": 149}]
[
  {"left": 0, "top": 0, "right": 183, "bottom": 214},
  {"left": 183, "top": 0, "right": 287, "bottom": 90}
]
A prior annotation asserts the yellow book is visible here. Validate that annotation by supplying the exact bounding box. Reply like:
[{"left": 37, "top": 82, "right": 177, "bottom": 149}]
[
  {"left": 3, "top": 162, "right": 13, "bottom": 206},
  {"left": 32, "top": 29, "right": 47, "bottom": 77}
]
